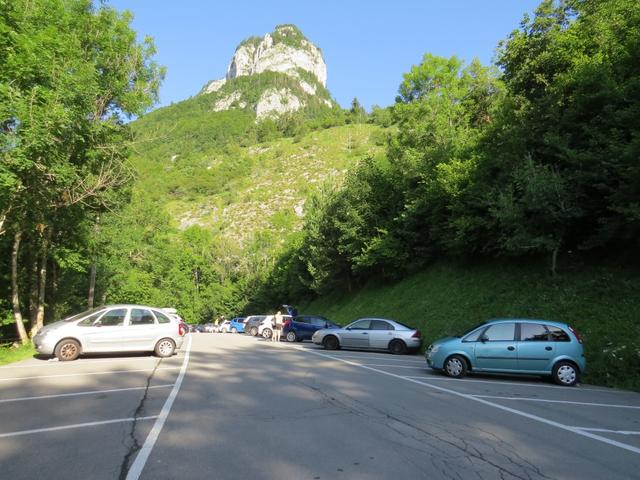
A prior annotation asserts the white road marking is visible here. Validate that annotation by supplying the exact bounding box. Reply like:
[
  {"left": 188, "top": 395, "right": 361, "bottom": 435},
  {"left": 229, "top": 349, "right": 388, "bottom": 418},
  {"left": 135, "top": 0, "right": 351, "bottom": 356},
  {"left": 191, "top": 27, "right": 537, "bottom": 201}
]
[
  {"left": 0, "top": 366, "right": 181, "bottom": 382},
  {"left": 402, "top": 375, "right": 623, "bottom": 393},
  {"left": 0, "top": 357, "right": 167, "bottom": 368},
  {"left": 473, "top": 395, "right": 640, "bottom": 409},
  {"left": 0, "top": 416, "right": 158, "bottom": 439},
  {"left": 574, "top": 427, "right": 640, "bottom": 436},
  {"left": 292, "top": 346, "right": 640, "bottom": 456},
  {"left": 0, "top": 384, "right": 174, "bottom": 404},
  {"left": 360, "top": 364, "right": 424, "bottom": 369},
  {"left": 316, "top": 353, "right": 425, "bottom": 364},
  {"left": 126, "top": 334, "right": 193, "bottom": 480}
]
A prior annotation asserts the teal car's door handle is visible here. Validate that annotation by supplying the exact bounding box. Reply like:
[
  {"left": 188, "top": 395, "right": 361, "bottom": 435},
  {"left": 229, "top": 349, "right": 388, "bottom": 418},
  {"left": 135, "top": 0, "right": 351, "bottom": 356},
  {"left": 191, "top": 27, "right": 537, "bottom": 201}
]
[{"left": 507, "top": 346, "right": 515, "bottom": 351}]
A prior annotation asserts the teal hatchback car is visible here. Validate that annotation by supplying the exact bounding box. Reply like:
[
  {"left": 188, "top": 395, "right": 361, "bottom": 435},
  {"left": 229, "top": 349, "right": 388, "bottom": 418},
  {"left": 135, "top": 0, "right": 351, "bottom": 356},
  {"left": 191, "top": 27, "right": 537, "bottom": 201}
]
[{"left": 425, "top": 319, "right": 586, "bottom": 386}]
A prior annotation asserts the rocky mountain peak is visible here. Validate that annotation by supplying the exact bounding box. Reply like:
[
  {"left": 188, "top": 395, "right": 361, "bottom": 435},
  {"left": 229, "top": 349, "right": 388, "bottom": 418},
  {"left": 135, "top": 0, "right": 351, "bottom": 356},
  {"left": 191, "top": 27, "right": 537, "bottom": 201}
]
[{"left": 201, "top": 25, "right": 332, "bottom": 118}]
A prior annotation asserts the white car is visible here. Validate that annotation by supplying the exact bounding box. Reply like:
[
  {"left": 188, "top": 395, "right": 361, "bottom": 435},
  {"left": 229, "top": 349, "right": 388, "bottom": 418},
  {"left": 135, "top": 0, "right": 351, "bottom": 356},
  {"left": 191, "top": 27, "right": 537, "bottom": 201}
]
[
  {"left": 216, "top": 320, "right": 231, "bottom": 333},
  {"left": 257, "top": 315, "right": 291, "bottom": 339},
  {"left": 33, "top": 304, "right": 185, "bottom": 361}
]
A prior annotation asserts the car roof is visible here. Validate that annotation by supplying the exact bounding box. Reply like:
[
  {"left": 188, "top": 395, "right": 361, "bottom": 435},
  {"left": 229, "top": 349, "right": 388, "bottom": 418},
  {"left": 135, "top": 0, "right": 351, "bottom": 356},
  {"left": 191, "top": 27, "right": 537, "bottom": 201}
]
[{"left": 487, "top": 318, "right": 570, "bottom": 328}]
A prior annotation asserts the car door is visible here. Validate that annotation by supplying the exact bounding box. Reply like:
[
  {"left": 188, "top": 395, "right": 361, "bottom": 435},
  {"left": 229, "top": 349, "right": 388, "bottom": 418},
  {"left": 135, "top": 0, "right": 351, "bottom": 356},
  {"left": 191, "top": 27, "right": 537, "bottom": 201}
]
[
  {"left": 81, "top": 308, "right": 129, "bottom": 352},
  {"left": 128, "top": 308, "right": 160, "bottom": 349},
  {"left": 368, "top": 320, "right": 395, "bottom": 349},
  {"left": 298, "top": 317, "right": 317, "bottom": 339},
  {"left": 341, "top": 319, "right": 371, "bottom": 348},
  {"left": 517, "top": 322, "right": 555, "bottom": 372},
  {"left": 473, "top": 322, "right": 518, "bottom": 371}
]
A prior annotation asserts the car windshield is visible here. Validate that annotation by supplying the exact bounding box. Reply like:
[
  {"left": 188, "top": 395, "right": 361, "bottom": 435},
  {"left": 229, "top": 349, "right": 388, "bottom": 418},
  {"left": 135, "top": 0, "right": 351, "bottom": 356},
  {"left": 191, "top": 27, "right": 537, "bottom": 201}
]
[
  {"left": 458, "top": 322, "right": 488, "bottom": 337},
  {"left": 62, "top": 307, "right": 103, "bottom": 322}
]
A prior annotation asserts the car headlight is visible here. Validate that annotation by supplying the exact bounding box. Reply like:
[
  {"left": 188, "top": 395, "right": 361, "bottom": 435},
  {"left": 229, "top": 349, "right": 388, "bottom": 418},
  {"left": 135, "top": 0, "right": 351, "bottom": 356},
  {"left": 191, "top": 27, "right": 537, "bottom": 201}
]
[{"left": 429, "top": 345, "right": 439, "bottom": 353}]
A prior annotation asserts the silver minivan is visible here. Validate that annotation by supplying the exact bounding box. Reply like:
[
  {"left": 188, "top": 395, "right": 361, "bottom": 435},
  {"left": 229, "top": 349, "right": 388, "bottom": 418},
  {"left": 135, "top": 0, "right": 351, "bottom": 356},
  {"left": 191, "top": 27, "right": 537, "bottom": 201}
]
[{"left": 33, "top": 304, "right": 186, "bottom": 361}]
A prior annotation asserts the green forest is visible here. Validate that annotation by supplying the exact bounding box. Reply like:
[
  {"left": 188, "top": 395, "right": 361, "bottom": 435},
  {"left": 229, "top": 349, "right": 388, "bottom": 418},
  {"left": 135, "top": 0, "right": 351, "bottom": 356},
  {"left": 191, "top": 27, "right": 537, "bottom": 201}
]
[{"left": 1, "top": 0, "right": 639, "bottom": 388}]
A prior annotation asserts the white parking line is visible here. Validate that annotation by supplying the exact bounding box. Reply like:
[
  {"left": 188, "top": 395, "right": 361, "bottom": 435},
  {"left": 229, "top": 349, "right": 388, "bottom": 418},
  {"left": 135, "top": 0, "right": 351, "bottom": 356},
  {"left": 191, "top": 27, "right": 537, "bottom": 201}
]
[
  {"left": 126, "top": 334, "right": 193, "bottom": 480},
  {"left": 360, "top": 364, "right": 424, "bottom": 369},
  {"left": 473, "top": 395, "right": 640, "bottom": 409},
  {"left": 293, "top": 346, "right": 640, "bottom": 456},
  {"left": 0, "top": 384, "right": 175, "bottom": 404},
  {"left": 0, "top": 357, "right": 167, "bottom": 368},
  {"left": 316, "top": 354, "right": 425, "bottom": 364},
  {"left": 574, "top": 427, "right": 640, "bottom": 436},
  {"left": 0, "top": 366, "right": 181, "bottom": 382},
  {"left": 402, "top": 375, "right": 623, "bottom": 393},
  {"left": 0, "top": 416, "right": 159, "bottom": 439}
]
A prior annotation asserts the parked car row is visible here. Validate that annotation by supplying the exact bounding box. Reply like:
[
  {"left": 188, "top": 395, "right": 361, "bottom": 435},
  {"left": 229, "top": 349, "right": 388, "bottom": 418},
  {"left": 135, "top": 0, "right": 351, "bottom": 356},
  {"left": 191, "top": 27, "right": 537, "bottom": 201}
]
[{"left": 241, "top": 314, "right": 586, "bottom": 387}]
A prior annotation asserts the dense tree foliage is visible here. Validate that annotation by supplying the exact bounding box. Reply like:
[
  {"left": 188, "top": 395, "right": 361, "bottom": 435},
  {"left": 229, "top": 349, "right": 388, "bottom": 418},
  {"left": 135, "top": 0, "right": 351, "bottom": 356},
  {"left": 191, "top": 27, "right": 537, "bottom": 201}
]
[
  {"left": 0, "top": 0, "right": 163, "bottom": 342},
  {"left": 275, "top": 0, "right": 640, "bottom": 296}
]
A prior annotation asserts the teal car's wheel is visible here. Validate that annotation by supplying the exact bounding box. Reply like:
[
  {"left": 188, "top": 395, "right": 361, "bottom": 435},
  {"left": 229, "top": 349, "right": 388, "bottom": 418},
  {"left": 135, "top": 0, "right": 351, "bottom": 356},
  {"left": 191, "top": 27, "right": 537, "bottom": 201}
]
[
  {"left": 231, "top": 327, "right": 237, "bottom": 333},
  {"left": 553, "top": 361, "right": 579, "bottom": 386},
  {"left": 444, "top": 355, "right": 467, "bottom": 379}
]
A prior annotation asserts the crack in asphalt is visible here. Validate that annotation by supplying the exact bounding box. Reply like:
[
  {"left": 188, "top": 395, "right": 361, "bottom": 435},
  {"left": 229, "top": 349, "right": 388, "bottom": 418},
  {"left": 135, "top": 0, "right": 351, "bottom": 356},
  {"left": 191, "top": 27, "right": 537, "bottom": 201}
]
[
  {"left": 301, "top": 380, "right": 552, "bottom": 480},
  {"left": 118, "top": 360, "right": 162, "bottom": 480}
]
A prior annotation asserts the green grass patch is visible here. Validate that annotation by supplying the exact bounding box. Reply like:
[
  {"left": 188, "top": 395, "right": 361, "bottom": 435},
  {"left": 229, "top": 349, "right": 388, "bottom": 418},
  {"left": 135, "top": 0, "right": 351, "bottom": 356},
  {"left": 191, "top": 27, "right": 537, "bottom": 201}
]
[
  {"left": 300, "top": 261, "right": 640, "bottom": 391},
  {"left": 0, "top": 342, "right": 36, "bottom": 366}
]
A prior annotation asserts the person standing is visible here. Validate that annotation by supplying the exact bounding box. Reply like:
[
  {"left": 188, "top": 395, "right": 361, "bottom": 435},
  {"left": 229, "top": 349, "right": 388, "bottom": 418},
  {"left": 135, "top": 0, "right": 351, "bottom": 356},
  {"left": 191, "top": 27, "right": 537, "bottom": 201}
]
[{"left": 272, "top": 310, "right": 283, "bottom": 342}]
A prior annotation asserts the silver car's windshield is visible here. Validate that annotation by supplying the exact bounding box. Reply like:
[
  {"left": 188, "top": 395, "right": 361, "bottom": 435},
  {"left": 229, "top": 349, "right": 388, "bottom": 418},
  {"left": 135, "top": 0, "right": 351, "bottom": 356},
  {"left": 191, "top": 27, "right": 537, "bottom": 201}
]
[{"left": 62, "top": 307, "right": 103, "bottom": 322}]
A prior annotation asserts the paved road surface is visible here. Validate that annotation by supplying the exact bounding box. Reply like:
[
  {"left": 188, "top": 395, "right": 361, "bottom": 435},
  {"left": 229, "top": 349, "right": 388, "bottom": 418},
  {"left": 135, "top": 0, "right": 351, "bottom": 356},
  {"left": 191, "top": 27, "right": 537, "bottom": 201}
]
[{"left": 1, "top": 333, "right": 639, "bottom": 479}]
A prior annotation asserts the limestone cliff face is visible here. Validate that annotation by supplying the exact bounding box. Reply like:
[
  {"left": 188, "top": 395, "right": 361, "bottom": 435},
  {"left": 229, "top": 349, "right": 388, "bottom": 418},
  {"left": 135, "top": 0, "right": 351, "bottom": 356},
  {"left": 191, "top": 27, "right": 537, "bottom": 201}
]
[{"left": 202, "top": 25, "right": 332, "bottom": 118}]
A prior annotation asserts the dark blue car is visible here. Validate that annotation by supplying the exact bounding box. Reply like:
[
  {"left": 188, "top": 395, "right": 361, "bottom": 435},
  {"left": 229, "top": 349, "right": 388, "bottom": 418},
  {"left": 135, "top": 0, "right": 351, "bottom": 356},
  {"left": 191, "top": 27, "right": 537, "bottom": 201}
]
[
  {"left": 229, "top": 317, "right": 246, "bottom": 333},
  {"left": 283, "top": 315, "right": 339, "bottom": 342}
]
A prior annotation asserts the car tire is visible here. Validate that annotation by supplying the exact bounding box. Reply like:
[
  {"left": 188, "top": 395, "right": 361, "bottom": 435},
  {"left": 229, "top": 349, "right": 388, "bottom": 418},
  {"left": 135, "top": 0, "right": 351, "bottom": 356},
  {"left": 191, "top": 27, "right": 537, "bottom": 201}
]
[
  {"left": 262, "top": 328, "right": 272, "bottom": 339},
  {"left": 552, "top": 361, "right": 579, "bottom": 386},
  {"left": 389, "top": 339, "right": 407, "bottom": 355},
  {"left": 54, "top": 339, "right": 81, "bottom": 361},
  {"left": 286, "top": 331, "right": 297, "bottom": 342},
  {"left": 250, "top": 327, "right": 258, "bottom": 336},
  {"left": 231, "top": 327, "right": 237, "bottom": 334},
  {"left": 154, "top": 338, "right": 176, "bottom": 358},
  {"left": 444, "top": 355, "right": 468, "bottom": 379},
  {"left": 323, "top": 336, "right": 339, "bottom": 350}
]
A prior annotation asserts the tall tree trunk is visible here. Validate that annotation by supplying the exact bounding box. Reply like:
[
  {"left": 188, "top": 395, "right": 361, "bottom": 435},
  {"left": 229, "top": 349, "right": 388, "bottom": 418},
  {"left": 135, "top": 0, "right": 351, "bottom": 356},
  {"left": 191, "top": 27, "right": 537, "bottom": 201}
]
[
  {"left": 32, "top": 228, "right": 51, "bottom": 337},
  {"left": 11, "top": 231, "right": 29, "bottom": 344},
  {"left": 29, "top": 251, "right": 39, "bottom": 326},
  {"left": 88, "top": 261, "right": 97, "bottom": 308}
]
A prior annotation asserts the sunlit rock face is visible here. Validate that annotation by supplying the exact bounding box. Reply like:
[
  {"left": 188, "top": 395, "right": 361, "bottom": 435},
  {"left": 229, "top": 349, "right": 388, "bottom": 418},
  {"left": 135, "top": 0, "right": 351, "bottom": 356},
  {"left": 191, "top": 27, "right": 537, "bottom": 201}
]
[{"left": 201, "top": 25, "right": 329, "bottom": 118}]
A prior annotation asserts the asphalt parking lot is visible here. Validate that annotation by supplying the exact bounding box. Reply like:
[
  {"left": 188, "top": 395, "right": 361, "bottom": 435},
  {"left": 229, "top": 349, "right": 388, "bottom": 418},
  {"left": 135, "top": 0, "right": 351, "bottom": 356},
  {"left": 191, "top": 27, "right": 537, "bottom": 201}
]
[{"left": 0, "top": 333, "right": 638, "bottom": 479}]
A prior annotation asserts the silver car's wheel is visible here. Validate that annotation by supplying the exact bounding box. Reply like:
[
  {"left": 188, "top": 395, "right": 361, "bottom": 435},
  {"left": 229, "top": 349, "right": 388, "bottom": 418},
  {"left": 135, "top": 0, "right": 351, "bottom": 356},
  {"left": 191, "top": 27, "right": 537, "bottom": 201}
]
[
  {"left": 444, "top": 355, "right": 467, "bottom": 379},
  {"left": 389, "top": 339, "right": 407, "bottom": 355},
  {"left": 55, "top": 339, "right": 80, "bottom": 361},
  {"left": 553, "top": 361, "right": 578, "bottom": 386},
  {"left": 286, "top": 331, "right": 297, "bottom": 342},
  {"left": 323, "top": 335, "right": 339, "bottom": 350},
  {"left": 155, "top": 338, "right": 176, "bottom": 358},
  {"left": 262, "top": 328, "right": 272, "bottom": 339},
  {"left": 250, "top": 327, "right": 258, "bottom": 336}
]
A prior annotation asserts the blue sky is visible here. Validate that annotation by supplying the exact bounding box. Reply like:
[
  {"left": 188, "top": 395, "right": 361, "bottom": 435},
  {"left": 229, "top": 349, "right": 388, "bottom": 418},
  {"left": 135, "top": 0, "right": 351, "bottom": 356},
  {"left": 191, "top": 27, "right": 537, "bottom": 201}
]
[{"left": 108, "top": 0, "right": 542, "bottom": 111}]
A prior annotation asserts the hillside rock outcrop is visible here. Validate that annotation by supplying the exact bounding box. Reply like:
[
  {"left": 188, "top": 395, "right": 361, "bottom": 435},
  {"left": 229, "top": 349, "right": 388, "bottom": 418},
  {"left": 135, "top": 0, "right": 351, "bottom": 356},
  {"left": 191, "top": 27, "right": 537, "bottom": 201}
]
[{"left": 201, "top": 25, "right": 332, "bottom": 117}]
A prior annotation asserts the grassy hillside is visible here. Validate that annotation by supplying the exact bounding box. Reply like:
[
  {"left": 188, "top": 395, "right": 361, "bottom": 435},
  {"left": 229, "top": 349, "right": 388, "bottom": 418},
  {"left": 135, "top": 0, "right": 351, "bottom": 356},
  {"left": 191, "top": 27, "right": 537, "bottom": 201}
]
[
  {"left": 300, "top": 261, "right": 640, "bottom": 391},
  {"left": 130, "top": 116, "right": 385, "bottom": 244}
]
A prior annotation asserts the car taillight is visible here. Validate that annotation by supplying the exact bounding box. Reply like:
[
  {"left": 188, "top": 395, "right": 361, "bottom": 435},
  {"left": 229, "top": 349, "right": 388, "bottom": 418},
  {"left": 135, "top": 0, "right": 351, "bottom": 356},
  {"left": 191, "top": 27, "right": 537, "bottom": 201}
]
[
  {"left": 412, "top": 330, "right": 422, "bottom": 339},
  {"left": 178, "top": 323, "right": 186, "bottom": 336},
  {"left": 283, "top": 319, "right": 292, "bottom": 327},
  {"left": 569, "top": 326, "right": 583, "bottom": 343}
]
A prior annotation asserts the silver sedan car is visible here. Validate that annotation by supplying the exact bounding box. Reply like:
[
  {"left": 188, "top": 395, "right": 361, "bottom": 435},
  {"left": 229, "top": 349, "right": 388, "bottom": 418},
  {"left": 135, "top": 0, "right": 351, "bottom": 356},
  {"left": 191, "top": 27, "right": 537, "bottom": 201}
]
[
  {"left": 312, "top": 318, "right": 422, "bottom": 354},
  {"left": 33, "top": 304, "right": 186, "bottom": 361}
]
